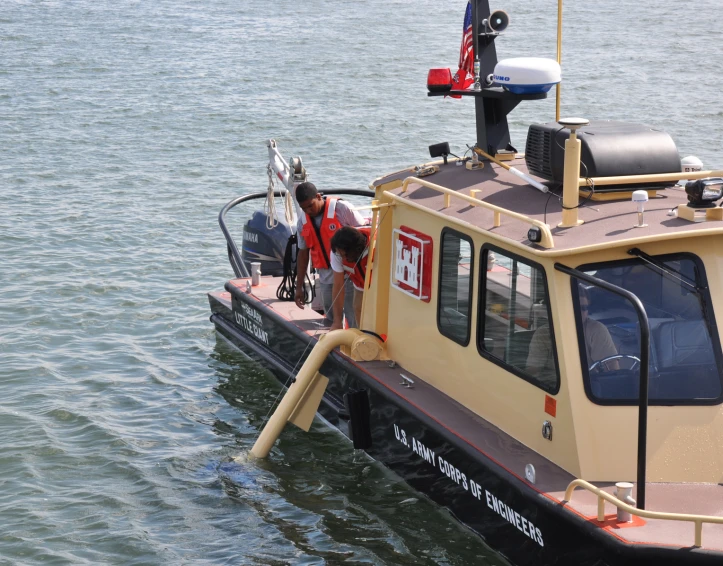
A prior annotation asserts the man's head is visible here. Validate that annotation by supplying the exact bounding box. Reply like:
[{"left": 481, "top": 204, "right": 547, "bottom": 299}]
[
  {"left": 295, "top": 182, "right": 324, "bottom": 217},
  {"left": 331, "top": 226, "right": 368, "bottom": 264}
]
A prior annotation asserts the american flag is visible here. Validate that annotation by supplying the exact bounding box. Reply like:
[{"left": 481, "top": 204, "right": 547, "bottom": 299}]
[{"left": 451, "top": 1, "right": 475, "bottom": 94}]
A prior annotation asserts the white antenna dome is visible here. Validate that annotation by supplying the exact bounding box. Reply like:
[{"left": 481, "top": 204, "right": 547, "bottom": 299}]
[
  {"left": 681, "top": 155, "right": 703, "bottom": 173},
  {"left": 492, "top": 58, "right": 561, "bottom": 94}
]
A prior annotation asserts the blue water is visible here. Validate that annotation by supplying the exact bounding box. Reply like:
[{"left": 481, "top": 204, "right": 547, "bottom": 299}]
[{"left": 2, "top": 0, "right": 722, "bottom": 563}]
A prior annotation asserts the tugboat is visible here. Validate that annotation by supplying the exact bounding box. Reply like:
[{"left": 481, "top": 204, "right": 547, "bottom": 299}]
[{"left": 209, "top": 1, "right": 723, "bottom": 564}]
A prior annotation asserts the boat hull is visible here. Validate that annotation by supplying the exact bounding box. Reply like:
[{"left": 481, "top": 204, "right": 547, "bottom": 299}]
[{"left": 209, "top": 288, "right": 723, "bottom": 566}]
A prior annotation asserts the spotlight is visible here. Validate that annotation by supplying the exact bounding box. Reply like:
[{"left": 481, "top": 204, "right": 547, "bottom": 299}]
[
  {"left": 429, "top": 142, "right": 451, "bottom": 164},
  {"left": 527, "top": 226, "right": 542, "bottom": 243},
  {"left": 685, "top": 178, "right": 723, "bottom": 208}
]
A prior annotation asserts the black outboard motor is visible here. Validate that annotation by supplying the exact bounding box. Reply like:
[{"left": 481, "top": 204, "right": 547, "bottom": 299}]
[{"left": 241, "top": 211, "right": 294, "bottom": 276}]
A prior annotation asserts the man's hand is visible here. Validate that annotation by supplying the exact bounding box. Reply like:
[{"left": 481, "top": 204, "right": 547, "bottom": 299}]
[
  {"left": 294, "top": 286, "right": 305, "bottom": 309},
  {"left": 329, "top": 319, "right": 343, "bottom": 331}
]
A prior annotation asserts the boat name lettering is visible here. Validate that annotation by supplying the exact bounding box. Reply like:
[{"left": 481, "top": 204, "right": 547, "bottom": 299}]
[
  {"left": 485, "top": 489, "right": 544, "bottom": 547},
  {"left": 392, "top": 423, "right": 544, "bottom": 547},
  {"left": 243, "top": 231, "right": 259, "bottom": 243},
  {"left": 241, "top": 303, "right": 263, "bottom": 324},
  {"left": 234, "top": 308, "right": 268, "bottom": 344}
]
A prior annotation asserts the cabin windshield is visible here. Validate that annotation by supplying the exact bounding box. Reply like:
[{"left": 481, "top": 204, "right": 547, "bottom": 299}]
[{"left": 575, "top": 253, "right": 723, "bottom": 405}]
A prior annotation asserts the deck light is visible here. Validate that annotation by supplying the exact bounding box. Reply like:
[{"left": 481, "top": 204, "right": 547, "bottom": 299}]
[
  {"left": 685, "top": 177, "right": 723, "bottom": 208},
  {"left": 427, "top": 68, "right": 452, "bottom": 93}
]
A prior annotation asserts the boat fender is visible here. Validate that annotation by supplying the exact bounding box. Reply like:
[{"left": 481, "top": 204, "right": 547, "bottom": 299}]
[{"left": 343, "top": 389, "right": 372, "bottom": 449}]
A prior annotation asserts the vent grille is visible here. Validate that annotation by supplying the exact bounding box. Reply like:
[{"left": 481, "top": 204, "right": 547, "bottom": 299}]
[{"left": 525, "top": 127, "right": 553, "bottom": 179}]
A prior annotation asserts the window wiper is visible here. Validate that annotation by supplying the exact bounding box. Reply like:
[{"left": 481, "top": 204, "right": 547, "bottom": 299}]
[{"left": 627, "top": 248, "right": 703, "bottom": 292}]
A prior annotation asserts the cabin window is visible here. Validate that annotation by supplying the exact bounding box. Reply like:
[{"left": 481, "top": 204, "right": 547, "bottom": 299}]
[
  {"left": 575, "top": 253, "right": 723, "bottom": 405},
  {"left": 478, "top": 246, "right": 559, "bottom": 393},
  {"left": 437, "top": 229, "right": 474, "bottom": 345}
]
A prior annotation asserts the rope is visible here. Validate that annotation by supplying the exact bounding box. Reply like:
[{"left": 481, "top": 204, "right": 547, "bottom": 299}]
[
  {"left": 275, "top": 234, "right": 314, "bottom": 303},
  {"left": 284, "top": 187, "right": 295, "bottom": 226},
  {"left": 264, "top": 164, "right": 279, "bottom": 229}
]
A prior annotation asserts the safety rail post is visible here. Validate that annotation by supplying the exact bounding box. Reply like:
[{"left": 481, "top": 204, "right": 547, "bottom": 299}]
[
  {"left": 577, "top": 168, "right": 723, "bottom": 188},
  {"left": 400, "top": 177, "right": 554, "bottom": 249},
  {"left": 554, "top": 264, "right": 650, "bottom": 509}
]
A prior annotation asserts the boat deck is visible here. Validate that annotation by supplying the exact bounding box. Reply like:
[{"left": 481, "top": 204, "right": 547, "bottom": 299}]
[
  {"left": 374, "top": 159, "right": 723, "bottom": 254},
  {"left": 212, "top": 275, "right": 723, "bottom": 552}
]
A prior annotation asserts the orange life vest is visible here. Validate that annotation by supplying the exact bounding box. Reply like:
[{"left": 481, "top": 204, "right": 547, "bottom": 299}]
[
  {"left": 300, "top": 197, "right": 342, "bottom": 270},
  {"left": 340, "top": 226, "right": 372, "bottom": 290}
]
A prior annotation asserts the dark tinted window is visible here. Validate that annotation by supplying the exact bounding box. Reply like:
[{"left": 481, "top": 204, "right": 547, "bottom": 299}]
[
  {"left": 479, "top": 247, "right": 559, "bottom": 393},
  {"left": 576, "top": 254, "right": 722, "bottom": 405},
  {"left": 437, "top": 229, "right": 473, "bottom": 345}
]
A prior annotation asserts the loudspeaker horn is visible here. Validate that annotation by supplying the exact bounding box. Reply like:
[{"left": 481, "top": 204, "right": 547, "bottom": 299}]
[{"left": 483, "top": 10, "right": 510, "bottom": 33}]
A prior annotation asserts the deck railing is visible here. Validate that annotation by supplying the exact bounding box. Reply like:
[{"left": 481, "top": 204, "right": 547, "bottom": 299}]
[
  {"left": 398, "top": 177, "right": 555, "bottom": 248},
  {"left": 564, "top": 479, "right": 723, "bottom": 548},
  {"left": 578, "top": 168, "right": 723, "bottom": 187}
]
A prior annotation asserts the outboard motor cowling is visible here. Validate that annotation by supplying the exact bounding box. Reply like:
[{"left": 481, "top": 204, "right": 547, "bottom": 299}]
[{"left": 241, "top": 212, "right": 293, "bottom": 276}]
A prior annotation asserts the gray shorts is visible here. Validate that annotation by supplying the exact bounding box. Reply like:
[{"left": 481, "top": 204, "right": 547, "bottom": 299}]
[{"left": 317, "top": 278, "right": 357, "bottom": 328}]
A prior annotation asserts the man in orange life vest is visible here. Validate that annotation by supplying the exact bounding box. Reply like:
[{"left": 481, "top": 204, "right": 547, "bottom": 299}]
[
  {"left": 329, "top": 226, "right": 372, "bottom": 331},
  {"left": 294, "top": 182, "right": 363, "bottom": 328}
]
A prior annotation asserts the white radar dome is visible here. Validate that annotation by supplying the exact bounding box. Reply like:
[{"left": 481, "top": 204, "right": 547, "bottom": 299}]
[
  {"left": 681, "top": 155, "right": 703, "bottom": 173},
  {"left": 493, "top": 58, "right": 561, "bottom": 94}
]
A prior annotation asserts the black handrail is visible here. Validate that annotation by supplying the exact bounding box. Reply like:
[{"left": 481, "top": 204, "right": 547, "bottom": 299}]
[
  {"left": 554, "top": 263, "right": 651, "bottom": 510},
  {"left": 219, "top": 188, "right": 376, "bottom": 278}
]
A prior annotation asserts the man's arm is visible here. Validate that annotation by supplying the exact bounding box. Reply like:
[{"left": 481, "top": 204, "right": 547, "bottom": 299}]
[
  {"left": 526, "top": 327, "right": 551, "bottom": 375},
  {"left": 336, "top": 200, "right": 365, "bottom": 228},
  {"left": 589, "top": 321, "right": 619, "bottom": 370},
  {"left": 295, "top": 248, "right": 310, "bottom": 309},
  {"left": 600, "top": 326, "right": 620, "bottom": 370},
  {"left": 330, "top": 269, "right": 346, "bottom": 330}
]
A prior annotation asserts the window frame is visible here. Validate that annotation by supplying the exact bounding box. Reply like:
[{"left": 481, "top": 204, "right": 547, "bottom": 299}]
[
  {"left": 573, "top": 252, "right": 723, "bottom": 406},
  {"left": 477, "top": 244, "right": 560, "bottom": 395},
  {"left": 436, "top": 227, "right": 475, "bottom": 347}
]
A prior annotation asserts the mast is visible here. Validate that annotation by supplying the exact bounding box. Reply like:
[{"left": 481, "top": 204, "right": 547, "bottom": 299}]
[
  {"left": 429, "top": 1, "right": 548, "bottom": 156},
  {"left": 471, "top": 0, "right": 512, "bottom": 154}
]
